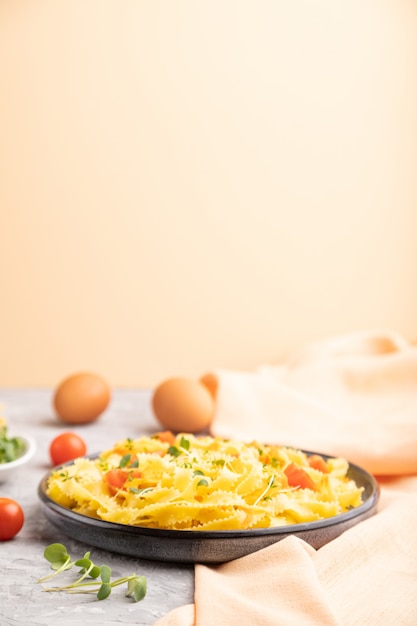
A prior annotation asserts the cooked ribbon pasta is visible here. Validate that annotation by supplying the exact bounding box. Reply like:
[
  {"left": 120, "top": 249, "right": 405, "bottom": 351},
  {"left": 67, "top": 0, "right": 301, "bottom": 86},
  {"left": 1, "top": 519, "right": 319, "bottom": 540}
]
[{"left": 46, "top": 432, "right": 364, "bottom": 530}]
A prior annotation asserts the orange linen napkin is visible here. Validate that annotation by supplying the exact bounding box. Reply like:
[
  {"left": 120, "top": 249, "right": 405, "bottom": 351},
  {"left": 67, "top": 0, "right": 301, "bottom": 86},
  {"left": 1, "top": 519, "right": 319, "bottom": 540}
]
[
  {"left": 155, "top": 331, "right": 417, "bottom": 626},
  {"left": 211, "top": 330, "right": 417, "bottom": 475}
]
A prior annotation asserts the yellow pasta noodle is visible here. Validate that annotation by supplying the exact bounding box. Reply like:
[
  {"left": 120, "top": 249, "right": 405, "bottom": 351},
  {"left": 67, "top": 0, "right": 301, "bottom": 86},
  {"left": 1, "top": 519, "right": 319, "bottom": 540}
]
[{"left": 46, "top": 432, "right": 364, "bottom": 530}]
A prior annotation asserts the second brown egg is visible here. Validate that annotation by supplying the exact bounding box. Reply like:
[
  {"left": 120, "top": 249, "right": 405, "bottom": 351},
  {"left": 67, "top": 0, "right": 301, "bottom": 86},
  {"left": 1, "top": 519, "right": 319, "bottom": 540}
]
[{"left": 152, "top": 377, "right": 214, "bottom": 433}]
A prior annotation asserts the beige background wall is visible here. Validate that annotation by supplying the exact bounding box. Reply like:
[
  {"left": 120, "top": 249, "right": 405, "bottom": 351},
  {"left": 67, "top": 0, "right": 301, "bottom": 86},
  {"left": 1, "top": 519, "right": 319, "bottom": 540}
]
[{"left": 1, "top": 0, "right": 416, "bottom": 388}]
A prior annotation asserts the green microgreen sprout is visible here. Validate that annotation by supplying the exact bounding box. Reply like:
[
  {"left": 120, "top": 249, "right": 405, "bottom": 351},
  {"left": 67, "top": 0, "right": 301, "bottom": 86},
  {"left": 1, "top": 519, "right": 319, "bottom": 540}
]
[
  {"left": 254, "top": 475, "right": 276, "bottom": 506},
  {"left": 98, "top": 457, "right": 109, "bottom": 472},
  {"left": 179, "top": 436, "right": 190, "bottom": 451},
  {"left": 119, "top": 453, "right": 138, "bottom": 468},
  {"left": 168, "top": 437, "right": 191, "bottom": 458},
  {"left": 128, "top": 486, "right": 153, "bottom": 496},
  {"left": 37, "top": 543, "right": 74, "bottom": 582},
  {"left": 119, "top": 453, "right": 131, "bottom": 468},
  {"left": 73, "top": 552, "right": 101, "bottom": 583},
  {"left": 126, "top": 575, "right": 147, "bottom": 602},
  {"left": 37, "top": 543, "right": 147, "bottom": 602}
]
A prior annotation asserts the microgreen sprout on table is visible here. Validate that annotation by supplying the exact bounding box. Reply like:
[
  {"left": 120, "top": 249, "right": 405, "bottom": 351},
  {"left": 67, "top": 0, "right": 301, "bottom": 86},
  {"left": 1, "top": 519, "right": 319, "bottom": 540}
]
[{"left": 37, "top": 543, "right": 147, "bottom": 602}]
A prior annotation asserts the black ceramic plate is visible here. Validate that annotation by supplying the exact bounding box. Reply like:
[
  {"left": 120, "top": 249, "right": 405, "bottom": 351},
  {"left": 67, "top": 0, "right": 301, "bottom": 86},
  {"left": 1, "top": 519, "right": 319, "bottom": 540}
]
[{"left": 38, "top": 454, "right": 379, "bottom": 564}]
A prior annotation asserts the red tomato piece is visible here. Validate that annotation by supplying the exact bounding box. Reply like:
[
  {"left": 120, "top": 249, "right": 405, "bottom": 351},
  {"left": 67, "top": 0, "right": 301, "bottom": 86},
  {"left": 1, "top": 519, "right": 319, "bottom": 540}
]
[
  {"left": 156, "top": 431, "right": 176, "bottom": 445},
  {"left": 104, "top": 469, "right": 129, "bottom": 494},
  {"left": 259, "top": 453, "right": 270, "bottom": 464},
  {"left": 49, "top": 432, "right": 87, "bottom": 466},
  {"left": 284, "top": 463, "right": 317, "bottom": 491},
  {"left": 0, "top": 498, "right": 24, "bottom": 541},
  {"left": 308, "top": 454, "right": 329, "bottom": 473}
]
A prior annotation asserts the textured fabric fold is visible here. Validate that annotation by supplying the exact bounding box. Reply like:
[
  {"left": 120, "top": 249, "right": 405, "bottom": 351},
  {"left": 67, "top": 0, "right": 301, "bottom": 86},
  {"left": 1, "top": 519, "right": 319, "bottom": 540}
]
[
  {"left": 193, "top": 536, "right": 341, "bottom": 626},
  {"left": 154, "top": 331, "right": 417, "bottom": 626},
  {"left": 211, "top": 331, "right": 417, "bottom": 475}
]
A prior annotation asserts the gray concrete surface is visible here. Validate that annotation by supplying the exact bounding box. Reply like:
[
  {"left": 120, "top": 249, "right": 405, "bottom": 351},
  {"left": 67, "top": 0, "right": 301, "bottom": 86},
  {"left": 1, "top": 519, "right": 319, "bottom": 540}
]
[{"left": 0, "top": 388, "right": 194, "bottom": 626}]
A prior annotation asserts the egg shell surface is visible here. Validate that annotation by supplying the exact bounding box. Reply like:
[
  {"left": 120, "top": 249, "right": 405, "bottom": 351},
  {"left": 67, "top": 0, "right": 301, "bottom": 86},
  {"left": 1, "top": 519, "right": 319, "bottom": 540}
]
[
  {"left": 199, "top": 372, "right": 218, "bottom": 399},
  {"left": 152, "top": 377, "right": 214, "bottom": 433},
  {"left": 53, "top": 372, "right": 111, "bottom": 424}
]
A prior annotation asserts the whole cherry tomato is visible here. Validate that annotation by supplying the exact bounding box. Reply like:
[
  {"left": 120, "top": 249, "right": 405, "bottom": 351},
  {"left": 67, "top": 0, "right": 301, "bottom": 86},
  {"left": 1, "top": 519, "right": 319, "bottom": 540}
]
[
  {"left": 49, "top": 432, "right": 87, "bottom": 466},
  {"left": 0, "top": 498, "right": 24, "bottom": 541}
]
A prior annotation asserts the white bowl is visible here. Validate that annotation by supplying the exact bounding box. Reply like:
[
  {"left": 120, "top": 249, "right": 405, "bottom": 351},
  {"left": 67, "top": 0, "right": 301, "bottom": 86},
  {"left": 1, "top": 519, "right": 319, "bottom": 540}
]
[{"left": 0, "top": 434, "right": 37, "bottom": 482}]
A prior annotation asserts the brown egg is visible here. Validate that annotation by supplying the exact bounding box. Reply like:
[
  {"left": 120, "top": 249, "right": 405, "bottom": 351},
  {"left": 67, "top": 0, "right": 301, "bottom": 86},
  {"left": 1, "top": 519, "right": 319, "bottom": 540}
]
[
  {"left": 199, "top": 372, "right": 218, "bottom": 400},
  {"left": 152, "top": 377, "right": 214, "bottom": 433},
  {"left": 53, "top": 372, "right": 111, "bottom": 424}
]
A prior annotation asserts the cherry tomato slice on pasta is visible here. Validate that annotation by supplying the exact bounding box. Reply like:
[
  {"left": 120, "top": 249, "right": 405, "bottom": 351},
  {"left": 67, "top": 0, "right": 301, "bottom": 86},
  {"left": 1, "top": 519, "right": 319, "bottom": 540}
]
[
  {"left": 284, "top": 463, "right": 317, "bottom": 491},
  {"left": 308, "top": 454, "right": 329, "bottom": 473}
]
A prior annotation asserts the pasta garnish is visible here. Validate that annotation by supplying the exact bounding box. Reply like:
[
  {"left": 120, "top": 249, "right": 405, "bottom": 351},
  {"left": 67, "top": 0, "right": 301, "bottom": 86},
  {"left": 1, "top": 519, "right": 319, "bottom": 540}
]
[{"left": 46, "top": 433, "right": 364, "bottom": 531}]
